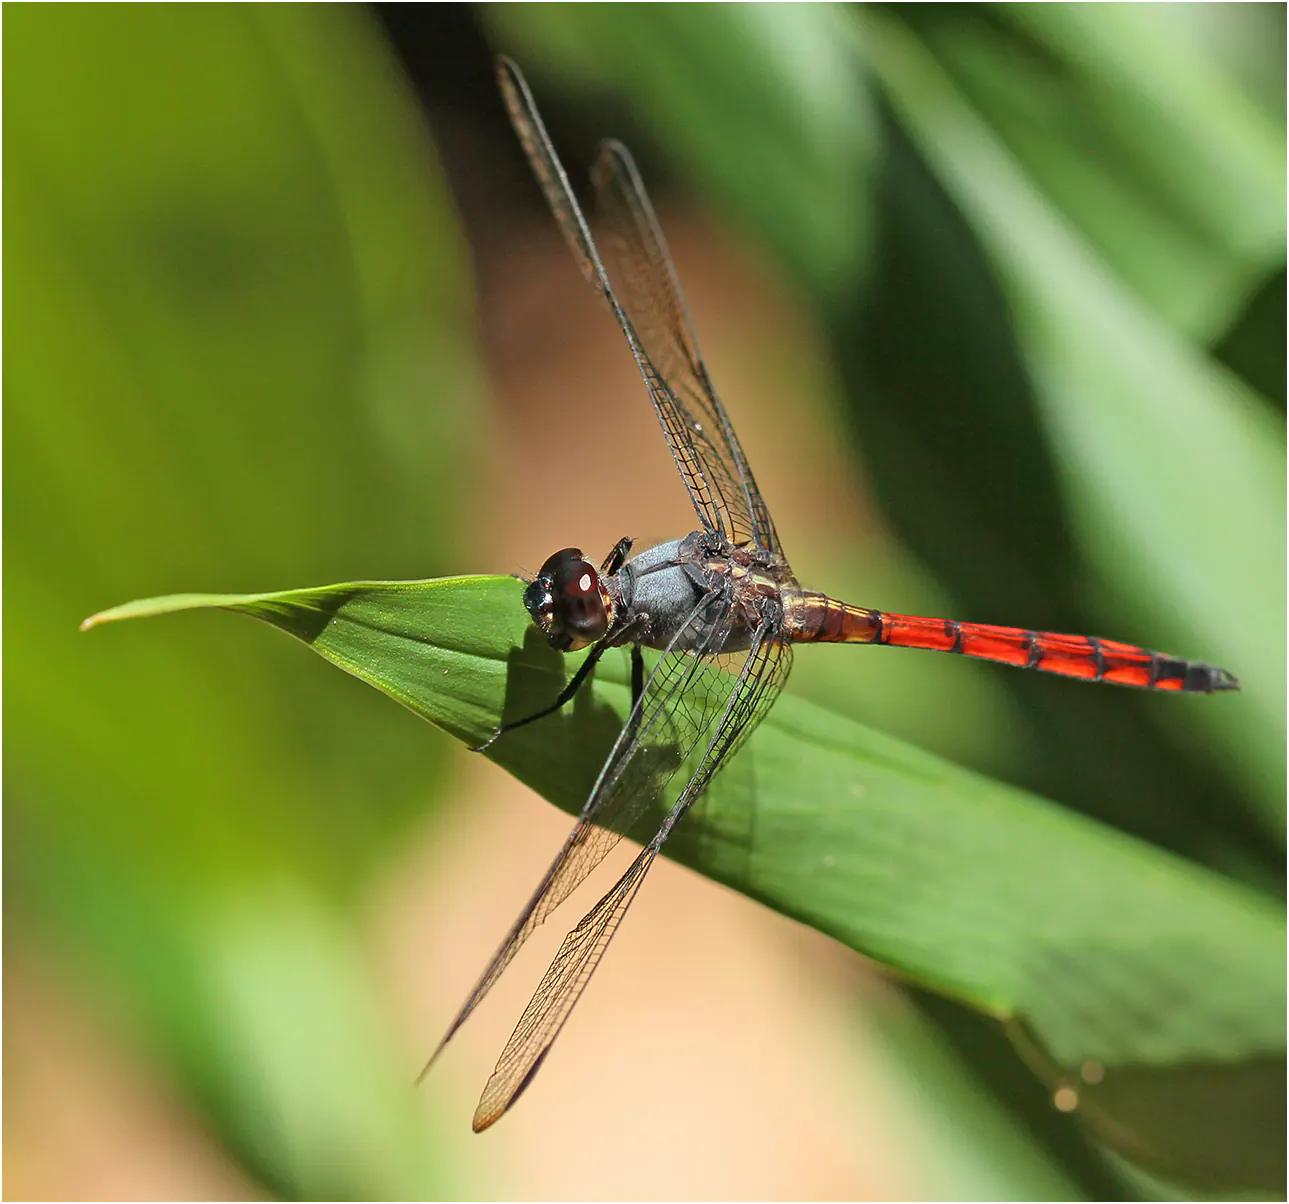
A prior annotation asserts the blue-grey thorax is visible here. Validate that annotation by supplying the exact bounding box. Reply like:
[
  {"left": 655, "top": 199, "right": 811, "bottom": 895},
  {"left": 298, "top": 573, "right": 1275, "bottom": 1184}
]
[{"left": 615, "top": 533, "right": 756, "bottom": 654}]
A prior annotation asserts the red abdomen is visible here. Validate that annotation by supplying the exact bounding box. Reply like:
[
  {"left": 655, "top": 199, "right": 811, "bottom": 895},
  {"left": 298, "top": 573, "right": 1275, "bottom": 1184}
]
[{"left": 783, "top": 592, "right": 1237, "bottom": 694}]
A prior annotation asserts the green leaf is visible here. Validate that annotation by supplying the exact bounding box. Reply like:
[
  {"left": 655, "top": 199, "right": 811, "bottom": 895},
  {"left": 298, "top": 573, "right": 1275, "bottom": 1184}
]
[{"left": 86, "top": 574, "right": 1286, "bottom": 1189}]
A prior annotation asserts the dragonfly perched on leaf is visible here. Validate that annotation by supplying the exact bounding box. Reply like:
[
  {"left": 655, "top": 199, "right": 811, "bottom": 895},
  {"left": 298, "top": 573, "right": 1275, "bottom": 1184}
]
[{"left": 423, "top": 56, "right": 1238, "bottom": 1133}]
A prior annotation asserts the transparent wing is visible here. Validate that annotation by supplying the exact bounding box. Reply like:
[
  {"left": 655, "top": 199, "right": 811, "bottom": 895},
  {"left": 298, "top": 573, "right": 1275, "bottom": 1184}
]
[
  {"left": 591, "top": 138, "right": 784, "bottom": 560},
  {"left": 472, "top": 630, "right": 792, "bottom": 1130},
  {"left": 420, "top": 588, "right": 737, "bottom": 1077},
  {"left": 497, "top": 56, "right": 778, "bottom": 556}
]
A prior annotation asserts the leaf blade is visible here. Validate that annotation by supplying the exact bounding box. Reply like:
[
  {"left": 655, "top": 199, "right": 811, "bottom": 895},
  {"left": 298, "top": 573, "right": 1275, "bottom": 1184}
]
[{"left": 88, "top": 574, "right": 1286, "bottom": 1075}]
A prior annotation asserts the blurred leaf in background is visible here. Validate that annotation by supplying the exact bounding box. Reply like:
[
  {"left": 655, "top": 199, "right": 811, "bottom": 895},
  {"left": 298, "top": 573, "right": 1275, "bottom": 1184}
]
[
  {"left": 6, "top": 5, "right": 480, "bottom": 1197},
  {"left": 861, "top": 6, "right": 1284, "bottom": 847}
]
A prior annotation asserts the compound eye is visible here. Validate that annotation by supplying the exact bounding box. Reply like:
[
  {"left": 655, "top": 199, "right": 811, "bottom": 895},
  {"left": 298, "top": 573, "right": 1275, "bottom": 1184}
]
[
  {"left": 524, "top": 548, "right": 610, "bottom": 651},
  {"left": 553, "top": 558, "right": 609, "bottom": 645}
]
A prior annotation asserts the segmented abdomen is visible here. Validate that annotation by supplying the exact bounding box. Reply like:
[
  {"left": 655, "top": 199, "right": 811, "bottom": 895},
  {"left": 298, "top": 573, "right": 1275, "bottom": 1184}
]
[{"left": 782, "top": 593, "right": 1238, "bottom": 693}]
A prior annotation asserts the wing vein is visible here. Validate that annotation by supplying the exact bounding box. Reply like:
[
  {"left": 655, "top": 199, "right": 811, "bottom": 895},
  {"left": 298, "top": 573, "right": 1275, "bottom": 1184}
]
[{"left": 471, "top": 623, "right": 791, "bottom": 1129}]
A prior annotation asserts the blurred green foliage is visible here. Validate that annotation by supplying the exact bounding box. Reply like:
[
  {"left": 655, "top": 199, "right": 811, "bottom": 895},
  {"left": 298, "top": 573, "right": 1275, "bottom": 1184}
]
[
  {"left": 8, "top": 3, "right": 1284, "bottom": 1200},
  {"left": 7, "top": 5, "right": 477, "bottom": 1196}
]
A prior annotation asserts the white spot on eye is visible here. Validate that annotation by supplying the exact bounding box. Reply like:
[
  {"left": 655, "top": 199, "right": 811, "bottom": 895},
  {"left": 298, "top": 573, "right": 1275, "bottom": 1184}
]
[
  {"left": 578, "top": 573, "right": 592, "bottom": 592},
  {"left": 693, "top": 422, "right": 703, "bottom": 432}
]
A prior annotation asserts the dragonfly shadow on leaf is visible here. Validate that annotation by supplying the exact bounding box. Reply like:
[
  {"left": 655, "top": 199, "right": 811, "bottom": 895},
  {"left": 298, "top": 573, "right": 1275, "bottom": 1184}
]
[
  {"left": 663, "top": 736, "right": 762, "bottom": 895},
  {"left": 484, "top": 625, "right": 635, "bottom": 820}
]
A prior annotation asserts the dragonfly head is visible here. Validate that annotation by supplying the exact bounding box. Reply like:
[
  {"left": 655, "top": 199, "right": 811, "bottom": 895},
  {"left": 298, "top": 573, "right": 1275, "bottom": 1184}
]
[{"left": 524, "top": 548, "right": 611, "bottom": 652}]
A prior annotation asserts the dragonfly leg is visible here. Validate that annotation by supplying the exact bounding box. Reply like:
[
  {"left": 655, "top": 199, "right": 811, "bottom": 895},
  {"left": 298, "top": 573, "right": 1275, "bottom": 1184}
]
[
  {"left": 472, "top": 641, "right": 609, "bottom": 752},
  {"left": 473, "top": 610, "right": 651, "bottom": 753},
  {"left": 619, "top": 643, "right": 646, "bottom": 750},
  {"left": 631, "top": 643, "right": 645, "bottom": 707},
  {"left": 600, "top": 536, "right": 633, "bottom": 575}
]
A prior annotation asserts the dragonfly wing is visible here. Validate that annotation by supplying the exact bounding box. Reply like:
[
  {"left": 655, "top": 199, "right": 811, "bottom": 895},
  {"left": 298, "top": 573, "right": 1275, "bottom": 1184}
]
[
  {"left": 471, "top": 628, "right": 792, "bottom": 1130},
  {"left": 591, "top": 138, "right": 784, "bottom": 560},
  {"left": 496, "top": 56, "right": 768, "bottom": 553},
  {"left": 421, "top": 588, "right": 738, "bottom": 1075},
  {"left": 471, "top": 839, "right": 658, "bottom": 1132}
]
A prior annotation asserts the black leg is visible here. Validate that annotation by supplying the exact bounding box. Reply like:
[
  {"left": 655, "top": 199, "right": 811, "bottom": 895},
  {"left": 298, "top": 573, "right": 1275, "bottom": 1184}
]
[
  {"left": 472, "top": 641, "right": 609, "bottom": 752},
  {"left": 620, "top": 643, "right": 646, "bottom": 749},
  {"left": 600, "top": 536, "right": 633, "bottom": 575},
  {"left": 631, "top": 643, "right": 645, "bottom": 708}
]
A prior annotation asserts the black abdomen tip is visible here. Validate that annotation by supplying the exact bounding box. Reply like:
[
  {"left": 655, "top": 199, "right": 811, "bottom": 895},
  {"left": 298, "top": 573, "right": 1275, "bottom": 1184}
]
[
  {"left": 1184, "top": 661, "right": 1239, "bottom": 692},
  {"left": 1207, "top": 665, "right": 1240, "bottom": 692}
]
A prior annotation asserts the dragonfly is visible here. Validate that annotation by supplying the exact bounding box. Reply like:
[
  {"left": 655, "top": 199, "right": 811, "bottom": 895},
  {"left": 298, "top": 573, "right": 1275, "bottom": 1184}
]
[{"left": 423, "top": 57, "right": 1239, "bottom": 1133}]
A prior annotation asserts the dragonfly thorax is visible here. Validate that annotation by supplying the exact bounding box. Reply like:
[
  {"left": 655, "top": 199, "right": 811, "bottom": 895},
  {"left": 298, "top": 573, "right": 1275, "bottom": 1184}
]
[{"left": 617, "top": 533, "right": 770, "bottom": 655}]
